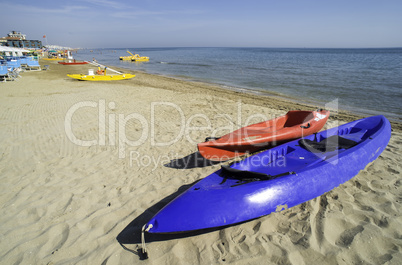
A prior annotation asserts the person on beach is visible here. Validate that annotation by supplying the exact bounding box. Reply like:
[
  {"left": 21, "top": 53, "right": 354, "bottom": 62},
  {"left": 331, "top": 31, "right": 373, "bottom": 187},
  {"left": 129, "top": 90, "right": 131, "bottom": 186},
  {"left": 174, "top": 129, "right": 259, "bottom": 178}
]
[{"left": 97, "top": 65, "right": 104, "bottom": 75}]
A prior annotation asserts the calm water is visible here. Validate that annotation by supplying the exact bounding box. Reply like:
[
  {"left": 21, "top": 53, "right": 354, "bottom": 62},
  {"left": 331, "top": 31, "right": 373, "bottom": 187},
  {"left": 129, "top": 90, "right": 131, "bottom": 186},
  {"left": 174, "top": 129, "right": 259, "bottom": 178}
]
[{"left": 74, "top": 47, "right": 402, "bottom": 121}]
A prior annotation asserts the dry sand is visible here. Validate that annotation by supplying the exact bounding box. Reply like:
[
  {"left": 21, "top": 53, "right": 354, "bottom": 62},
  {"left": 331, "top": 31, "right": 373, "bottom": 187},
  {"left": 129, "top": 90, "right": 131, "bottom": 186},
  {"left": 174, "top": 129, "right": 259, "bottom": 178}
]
[{"left": 0, "top": 60, "right": 401, "bottom": 265}]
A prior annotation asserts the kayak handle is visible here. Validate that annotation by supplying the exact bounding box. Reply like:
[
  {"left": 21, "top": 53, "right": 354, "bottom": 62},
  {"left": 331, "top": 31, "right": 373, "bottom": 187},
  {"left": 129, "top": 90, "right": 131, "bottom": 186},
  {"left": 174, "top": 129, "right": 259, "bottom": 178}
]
[
  {"left": 300, "top": 123, "right": 311, "bottom": 129},
  {"left": 205, "top": 137, "right": 221, "bottom": 142}
]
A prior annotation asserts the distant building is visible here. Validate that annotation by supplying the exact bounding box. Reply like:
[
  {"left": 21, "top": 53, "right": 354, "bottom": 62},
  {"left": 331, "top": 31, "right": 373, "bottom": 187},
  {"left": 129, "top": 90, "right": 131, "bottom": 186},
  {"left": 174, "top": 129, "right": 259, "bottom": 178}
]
[
  {"left": 0, "top": 31, "right": 42, "bottom": 49},
  {"left": 7, "top": 31, "right": 26, "bottom": 39}
]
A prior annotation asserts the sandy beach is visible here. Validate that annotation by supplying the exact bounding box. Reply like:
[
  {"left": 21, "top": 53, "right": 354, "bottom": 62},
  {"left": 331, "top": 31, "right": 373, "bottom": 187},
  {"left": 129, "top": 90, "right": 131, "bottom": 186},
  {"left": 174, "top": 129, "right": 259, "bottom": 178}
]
[{"left": 0, "top": 60, "right": 401, "bottom": 264}]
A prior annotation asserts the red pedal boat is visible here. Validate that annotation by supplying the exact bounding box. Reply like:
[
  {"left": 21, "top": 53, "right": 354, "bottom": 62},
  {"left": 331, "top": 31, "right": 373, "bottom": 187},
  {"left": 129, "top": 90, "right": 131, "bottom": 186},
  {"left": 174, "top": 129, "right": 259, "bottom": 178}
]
[
  {"left": 198, "top": 109, "right": 330, "bottom": 161},
  {"left": 58, "top": 61, "right": 89, "bottom": 65}
]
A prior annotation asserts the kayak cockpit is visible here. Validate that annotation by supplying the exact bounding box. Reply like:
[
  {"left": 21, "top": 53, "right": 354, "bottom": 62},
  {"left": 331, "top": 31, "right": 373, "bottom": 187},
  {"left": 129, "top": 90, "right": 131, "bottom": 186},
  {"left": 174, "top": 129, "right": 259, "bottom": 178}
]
[{"left": 283, "top": 111, "right": 315, "bottom": 128}]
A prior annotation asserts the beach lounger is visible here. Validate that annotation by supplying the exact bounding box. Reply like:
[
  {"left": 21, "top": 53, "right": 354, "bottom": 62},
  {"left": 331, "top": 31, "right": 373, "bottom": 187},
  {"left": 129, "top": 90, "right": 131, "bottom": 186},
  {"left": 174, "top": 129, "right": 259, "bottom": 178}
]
[
  {"left": 6, "top": 58, "right": 23, "bottom": 73},
  {"left": 26, "top": 58, "right": 41, "bottom": 71},
  {"left": 0, "top": 64, "right": 18, "bottom": 82},
  {"left": 19, "top": 56, "right": 29, "bottom": 69},
  {"left": 9, "top": 68, "right": 22, "bottom": 80},
  {"left": 2, "top": 60, "right": 22, "bottom": 80},
  {"left": 0, "top": 65, "right": 10, "bottom": 82}
]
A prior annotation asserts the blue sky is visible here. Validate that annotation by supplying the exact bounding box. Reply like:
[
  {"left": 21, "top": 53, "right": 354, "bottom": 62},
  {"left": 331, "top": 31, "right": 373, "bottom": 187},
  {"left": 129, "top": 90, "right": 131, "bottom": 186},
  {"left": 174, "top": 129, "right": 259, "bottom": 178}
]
[{"left": 1, "top": 0, "right": 401, "bottom": 48}]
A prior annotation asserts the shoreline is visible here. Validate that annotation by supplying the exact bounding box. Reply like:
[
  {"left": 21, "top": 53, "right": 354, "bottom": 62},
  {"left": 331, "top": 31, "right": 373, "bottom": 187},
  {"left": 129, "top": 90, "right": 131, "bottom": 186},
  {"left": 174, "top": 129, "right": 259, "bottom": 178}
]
[
  {"left": 76, "top": 48, "right": 402, "bottom": 123},
  {"left": 80, "top": 53, "right": 402, "bottom": 125},
  {"left": 0, "top": 59, "right": 401, "bottom": 264},
  {"left": 85, "top": 60, "right": 402, "bottom": 131},
  {"left": 152, "top": 73, "right": 402, "bottom": 124}
]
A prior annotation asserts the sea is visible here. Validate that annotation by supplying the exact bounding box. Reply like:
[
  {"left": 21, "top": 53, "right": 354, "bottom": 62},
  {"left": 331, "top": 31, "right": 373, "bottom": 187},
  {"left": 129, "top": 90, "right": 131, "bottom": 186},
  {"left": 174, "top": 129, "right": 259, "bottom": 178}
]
[{"left": 74, "top": 47, "right": 402, "bottom": 122}]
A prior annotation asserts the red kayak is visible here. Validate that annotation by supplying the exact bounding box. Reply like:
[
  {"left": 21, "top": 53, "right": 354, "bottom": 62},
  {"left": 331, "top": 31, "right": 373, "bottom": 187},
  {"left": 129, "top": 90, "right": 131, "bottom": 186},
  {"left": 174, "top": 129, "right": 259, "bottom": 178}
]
[
  {"left": 58, "top": 61, "right": 89, "bottom": 65},
  {"left": 198, "top": 109, "right": 330, "bottom": 161}
]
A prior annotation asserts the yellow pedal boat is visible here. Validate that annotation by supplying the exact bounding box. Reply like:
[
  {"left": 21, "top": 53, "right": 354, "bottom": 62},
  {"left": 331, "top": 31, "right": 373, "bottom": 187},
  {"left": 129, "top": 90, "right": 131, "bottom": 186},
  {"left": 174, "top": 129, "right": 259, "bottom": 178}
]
[
  {"left": 119, "top": 50, "right": 149, "bottom": 61},
  {"left": 67, "top": 73, "right": 135, "bottom": 81},
  {"left": 120, "top": 55, "right": 134, "bottom": 61},
  {"left": 42, "top": 57, "right": 64, "bottom": 61},
  {"left": 131, "top": 56, "right": 149, "bottom": 62}
]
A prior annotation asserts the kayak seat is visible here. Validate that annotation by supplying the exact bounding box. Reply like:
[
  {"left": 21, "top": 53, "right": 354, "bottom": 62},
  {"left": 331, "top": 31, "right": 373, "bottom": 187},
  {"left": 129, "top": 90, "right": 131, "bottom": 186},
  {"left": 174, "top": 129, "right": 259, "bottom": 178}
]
[
  {"left": 299, "top": 135, "right": 357, "bottom": 153},
  {"left": 340, "top": 129, "right": 368, "bottom": 142},
  {"left": 284, "top": 112, "right": 314, "bottom": 127}
]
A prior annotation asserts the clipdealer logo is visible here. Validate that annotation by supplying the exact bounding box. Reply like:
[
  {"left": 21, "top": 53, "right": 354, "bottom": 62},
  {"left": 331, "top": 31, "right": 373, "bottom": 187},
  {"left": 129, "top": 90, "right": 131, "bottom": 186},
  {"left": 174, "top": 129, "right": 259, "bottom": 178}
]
[
  {"left": 64, "top": 98, "right": 339, "bottom": 168},
  {"left": 64, "top": 100, "right": 271, "bottom": 160}
]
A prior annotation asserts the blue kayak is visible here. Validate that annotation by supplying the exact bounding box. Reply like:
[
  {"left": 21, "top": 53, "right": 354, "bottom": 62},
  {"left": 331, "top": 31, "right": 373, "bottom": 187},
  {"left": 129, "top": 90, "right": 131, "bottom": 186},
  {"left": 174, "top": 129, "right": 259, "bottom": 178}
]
[{"left": 145, "top": 115, "right": 391, "bottom": 233}]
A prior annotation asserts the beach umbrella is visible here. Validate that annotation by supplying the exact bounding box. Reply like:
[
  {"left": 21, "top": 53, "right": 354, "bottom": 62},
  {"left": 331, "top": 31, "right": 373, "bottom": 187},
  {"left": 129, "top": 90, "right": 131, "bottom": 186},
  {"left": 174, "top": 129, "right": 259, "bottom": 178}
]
[
  {"left": 0, "top": 46, "right": 29, "bottom": 56},
  {"left": 0, "top": 47, "right": 29, "bottom": 52}
]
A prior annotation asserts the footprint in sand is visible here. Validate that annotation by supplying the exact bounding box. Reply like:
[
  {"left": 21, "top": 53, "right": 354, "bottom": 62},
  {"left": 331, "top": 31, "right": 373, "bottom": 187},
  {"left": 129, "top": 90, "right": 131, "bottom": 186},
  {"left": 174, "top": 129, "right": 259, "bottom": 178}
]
[{"left": 335, "top": 225, "right": 364, "bottom": 248}]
